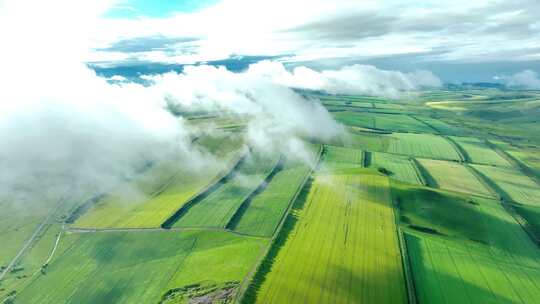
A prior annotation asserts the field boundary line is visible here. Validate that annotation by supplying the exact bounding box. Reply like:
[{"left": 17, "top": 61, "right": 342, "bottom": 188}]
[
  {"left": 485, "top": 139, "right": 540, "bottom": 186},
  {"left": 408, "top": 115, "right": 439, "bottom": 134},
  {"left": 225, "top": 155, "right": 285, "bottom": 231},
  {"left": 66, "top": 226, "right": 270, "bottom": 239},
  {"left": 389, "top": 182, "right": 418, "bottom": 304},
  {"left": 410, "top": 158, "right": 433, "bottom": 187},
  {"left": 466, "top": 164, "right": 540, "bottom": 245},
  {"left": 443, "top": 136, "right": 468, "bottom": 162},
  {"left": 160, "top": 151, "right": 249, "bottom": 228},
  {"left": 0, "top": 195, "right": 68, "bottom": 282},
  {"left": 232, "top": 145, "right": 323, "bottom": 304}
]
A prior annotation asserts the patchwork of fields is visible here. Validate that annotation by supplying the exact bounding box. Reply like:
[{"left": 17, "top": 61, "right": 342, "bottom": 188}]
[
  {"left": 16, "top": 231, "right": 267, "bottom": 304},
  {"left": 249, "top": 153, "right": 407, "bottom": 304},
  {"left": 3, "top": 90, "right": 540, "bottom": 304}
]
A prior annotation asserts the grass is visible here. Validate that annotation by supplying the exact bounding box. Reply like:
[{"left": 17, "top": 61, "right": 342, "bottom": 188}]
[
  {"left": 73, "top": 134, "right": 246, "bottom": 229},
  {"left": 412, "top": 116, "right": 466, "bottom": 135},
  {"left": 323, "top": 145, "right": 364, "bottom": 167},
  {"left": 387, "top": 133, "right": 462, "bottom": 161},
  {"left": 231, "top": 158, "right": 313, "bottom": 237},
  {"left": 173, "top": 153, "right": 280, "bottom": 228},
  {"left": 15, "top": 230, "right": 267, "bottom": 304},
  {"left": 417, "top": 159, "right": 494, "bottom": 197},
  {"left": 370, "top": 152, "right": 423, "bottom": 185},
  {"left": 472, "top": 164, "right": 540, "bottom": 207},
  {"left": 450, "top": 136, "right": 510, "bottom": 166},
  {"left": 333, "top": 112, "right": 434, "bottom": 133},
  {"left": 249, "top": 164, "right": 407, "bottom": 303},
  {"left": 393, "top": 182, "right": 540, "bottom": 304}
]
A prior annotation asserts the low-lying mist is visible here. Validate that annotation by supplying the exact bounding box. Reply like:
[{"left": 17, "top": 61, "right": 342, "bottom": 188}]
[{"left": 0, "top": 0, "right": 441, "bottom": 210}]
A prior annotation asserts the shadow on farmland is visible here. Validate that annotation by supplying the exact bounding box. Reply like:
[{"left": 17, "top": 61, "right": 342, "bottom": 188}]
[
  {"left": 405, "top": 233, "right": 522, "bottom": 304},
  {"left": 241, "top": 176, "right": 314, "bottom": 304},
  {"left": 226, "top": 156, "right": 285, "bottom": 231},
  {"left": 391, "top": 181, "right": 540, "bottom": 264},
  {"left": 318, "top": 263, "right": 408, "bottom": 303}
]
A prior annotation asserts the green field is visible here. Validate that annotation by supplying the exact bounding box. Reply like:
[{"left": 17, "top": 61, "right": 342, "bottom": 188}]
[
  {"left": 417, "top": 158, "right": 494, "bottom": 197},
  {"left": 173, "top": 153, "right": 280, "bottom": 228},
  {"left": 323, "top": 145, "right": 364, "bottom": 166},
  {"left": 4, "top": 88, "right": 540, "bottom": 304},
  {"left": 472, "top": 164, "right": 540, "bottom": 206},
  {"left": 386, "top": 133, "right": 462, "bottom": 161},
  {"left": 231, "top": 157, "right": 313, "bottom": 237},
  {"left": 450, "top": 136, "right": 510, "bottom": 166},
  {"left": 15, "top": 230, "right": 266, "bottom": 304},
  {"left": 333, "top": 112, "right": 434, "bottom": 133},
  {"left": 394, "top": 182, "right": 540, "bottom": 304},
  {"left": 249, "top": 161, "right": 407, "bottom": 303},
  {"left": 370, "top": 152, "right": 423, "bottom": 185}
]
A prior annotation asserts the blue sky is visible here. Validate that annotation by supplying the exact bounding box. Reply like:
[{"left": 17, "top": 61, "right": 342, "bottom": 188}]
[{"left": 105, "top": 0, "right": 218, "bottom": 18}]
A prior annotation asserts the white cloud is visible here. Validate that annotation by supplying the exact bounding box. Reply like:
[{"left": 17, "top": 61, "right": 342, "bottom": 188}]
[
  {"left": 0, "top": 0, "right": 344, "bottom": 203},
  {"left": 248, "top": 61, "right": 441, "bottom": 98},
  {"left": 88, "top": 0, "right": 540, "bottom": 66},
  {"left": 497, "top": 70, "right": 540, "bottom": 89}
]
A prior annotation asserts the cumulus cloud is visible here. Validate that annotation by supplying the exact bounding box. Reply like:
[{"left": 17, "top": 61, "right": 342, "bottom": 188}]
[
  {"left": 496, "top": 70, "right": 540, "bottom": 89},
  {"left": 248, "top": 60, "right": 442, "bottom": 98},
  {"left": 0, "top": 0, "right": 343, "bottom": 205}
]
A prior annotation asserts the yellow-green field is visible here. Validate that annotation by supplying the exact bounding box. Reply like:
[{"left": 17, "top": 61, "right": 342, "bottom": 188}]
[{"left": 250, "top": 164, "right": 407, "bottom": 303}]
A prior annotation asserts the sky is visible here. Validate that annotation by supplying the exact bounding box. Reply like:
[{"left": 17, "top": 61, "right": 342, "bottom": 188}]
[
  {"left": 0, "top": 0, "right": 538, "bottom": 205},
  {"left": 84, "top": 0, "right": 540, "bottom": 83}
]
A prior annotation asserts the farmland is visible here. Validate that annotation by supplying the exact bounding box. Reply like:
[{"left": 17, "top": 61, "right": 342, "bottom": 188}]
[
  {"left": 472, "top": 164, "right": 540, "bottom": 206},
  {"left": 172, "top": 152, "right": 280, "bottom": 228},
  {"left": 370, "top": 152, "right": 423, "bottom": 185},
  {"left": 386, "top": 133, "right": 462, "bottom": 161},
  {"left": 73, "top": 135, "right": 245, "bottom": 229},
  {"left": 449, "top": 136, "right": 510, "bottom": 166},
  {"left": 15, "top": 230, "right": 267, "bottom": 304},
  {"left": 231, "top": 156, "right": 314, "bottom": 237},
  {"left": 247, "top": 153, "right": 407, "bottom": 303},
  {"left": 394, "top": 182, "right": 540, "bottom": 304},
  {"left": 416, "top": 158, "right": 494, "bottom": 197},
  {"left": 3, "top": 87, "right": 540, "bottom": 304}
]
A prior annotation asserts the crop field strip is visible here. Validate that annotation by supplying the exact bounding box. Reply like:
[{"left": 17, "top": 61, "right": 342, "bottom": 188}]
[
  {"left": 248, "top": 154, "right": 407, "bottom": 303},
  {"left": 229, "top": 157, "right": 313, "bottom": 237},
  {"left": 386, "top": 133, "right": 462, "bottom": 161},
  {"left": 72, "top": 135, "right": 246, "bottom": 229},
  {"left": 417, "top": 158, "right": 495, "bottom": 198},
  {"left": 471, "top": 164, "right": 540, "bottom": 207},
  {"left": 394, "top": 182, "right": 540, "bottom": 304},
  {"left": 14, "top": 230, "right": 267, "bottom": 304},
  {"left": 332, "top": 112, "right": 435, "bottom": 133},
  {"left": 449, "top": 136, "right": 511, "bottom": 167},
  {"left": 370, "top": 152, "right": 423, "bottom": 185},
  {"left": 172, "top": 153, "right": 281, "bottom": 229}
]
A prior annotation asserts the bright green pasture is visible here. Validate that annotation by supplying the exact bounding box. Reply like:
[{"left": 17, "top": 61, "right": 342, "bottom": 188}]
[
  {"left": 387, "top": 133, "right": 462, "bottom": 161},
  {"left": 232, "top": 158, "right": 312, "bottom": 237},
  {"left": 417, "top": 159, "right": 494, "bottom": 197},
  {"left": 472, "top": 164, "right": 540, "bottom": 207},
  {"left": 251, "top": 168, "right": 407, "bottom": 303},
  {"left": 15, "top": 230, "right": 266, "bottom": 304},
  {"left": 450, "top": 136, "right": 510, "bottom": 166},
  {"left": 173, "top": 153, "right": 279, "bottom": 228},
  {"left": 370, "top": 152, "right": 423, "bottom": 185}
]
